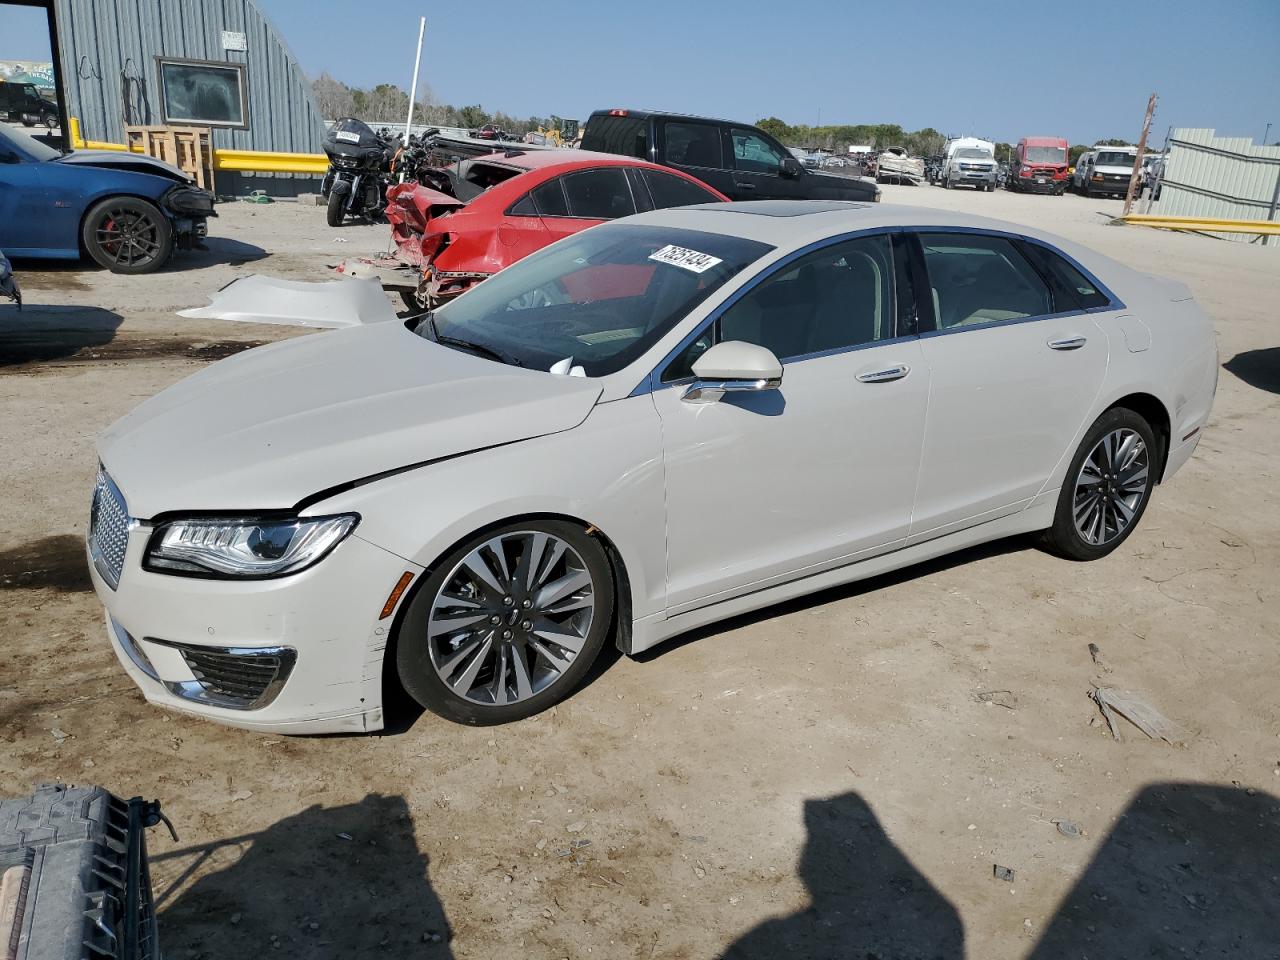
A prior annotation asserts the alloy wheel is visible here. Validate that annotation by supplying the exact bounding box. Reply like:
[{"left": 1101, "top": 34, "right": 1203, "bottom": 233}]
[
  {"left": 94, "top": 207, "right": 163, "bottom": 268},
  {"left": 1072, "top": 428, "right": 1150, "bottom": 546},
  {"left": 426, "top": 530, "right": 596, "bottom": 706}
]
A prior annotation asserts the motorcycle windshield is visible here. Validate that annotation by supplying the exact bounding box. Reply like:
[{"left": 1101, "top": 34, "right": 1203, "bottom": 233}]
[{"left": 325, "top": 118, "right": 385, "bottom": 152}]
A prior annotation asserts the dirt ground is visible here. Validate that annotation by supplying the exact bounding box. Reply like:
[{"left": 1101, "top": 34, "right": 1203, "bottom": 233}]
[{"left": 1, "top": 185, "right": 1277, "bottom": 960}]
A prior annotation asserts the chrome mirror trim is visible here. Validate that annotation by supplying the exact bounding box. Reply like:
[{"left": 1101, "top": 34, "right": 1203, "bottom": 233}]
[{"left": 681, "top": 376, "right": 782, "bottom": 404}]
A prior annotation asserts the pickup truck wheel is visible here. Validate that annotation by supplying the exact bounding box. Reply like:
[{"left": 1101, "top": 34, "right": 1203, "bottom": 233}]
[{"left": 81, "top": 197, "right": 173, "bottom": 274}]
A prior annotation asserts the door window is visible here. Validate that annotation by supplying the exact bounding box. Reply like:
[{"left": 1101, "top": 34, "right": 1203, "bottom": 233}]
[
  {"left": 530, "top": 178, "right": 569, "bottom": 217},
  {"left": 918, "top": 233, "right": 1053, "bottom": 330},
  {"left": 644, "top": 169, "right": 721, "bottom": 209},
  {"left": 561, "top": 167, "right": 636, "bottom": 220},
  {"left": 664, "top": 122, "right": 723, "bottom": 169},
  {"left": 1018, "top": 242, "right": 1112, "bottom": 309},
  {"left": 663, "top": 234, "right": 896, "bottom": 380},
  {"left": 731, "top": 129, "right": 786, "bottom": 174}
]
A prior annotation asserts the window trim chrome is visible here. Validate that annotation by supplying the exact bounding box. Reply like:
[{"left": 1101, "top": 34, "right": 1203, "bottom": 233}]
[{"left": 629, "top": 223, "right": 1126, "bottom": 396}]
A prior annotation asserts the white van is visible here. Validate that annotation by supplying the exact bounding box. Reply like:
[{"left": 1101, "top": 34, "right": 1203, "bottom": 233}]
[
  {"left": 1077, "top": 145, "right": 1139, "bottom": 198},
  {"left": 940, "top": 137, "right": 997, "bottom": 191}
]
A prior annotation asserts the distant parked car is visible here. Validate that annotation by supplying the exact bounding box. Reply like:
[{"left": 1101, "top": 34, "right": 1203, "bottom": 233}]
[
  {"left": 0, "top": 81, "right": 58, "bottom": 128},
  {"left": 581, "top": 108, "right": 879, "bottom": 202},
  {"left": 1077, "top": 146, "right": 1141, "bottom": 198},
  {"left": 1008, "top": 137, "right": 1070, "bottom": 195},
  {"left": 385, "top": 149, "right": 728, "bottom": 309},
  {"left": 0, "top": 125, "right": 214, "bottom": 273}
]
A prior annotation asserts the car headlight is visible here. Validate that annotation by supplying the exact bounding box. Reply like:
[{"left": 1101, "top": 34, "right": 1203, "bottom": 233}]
[
  {"left": 144, "top": 514, "right": 358, "bottom": 578},
  {"left": 163, "top": 185, "right": 216, "bottom": 216}
]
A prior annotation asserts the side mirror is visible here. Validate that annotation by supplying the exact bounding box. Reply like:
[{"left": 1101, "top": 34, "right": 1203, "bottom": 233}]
[
  {"left": 683, "top": 341, "right": 783, "bottom": 403},
  {"left": 780, "top": 157, "right": 803, "bottom": 179}
]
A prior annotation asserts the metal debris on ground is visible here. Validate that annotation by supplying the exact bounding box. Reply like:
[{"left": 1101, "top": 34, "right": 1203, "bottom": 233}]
[
  {"left": 1052, "top": 818, "right": 1083, "bottom": 839},
  {"left": 993, "top": 864, "right": 1015, "bottom": 882},
  {"left": 1090, "top": 686, "right": 1189, "bottom": 745},
  {"left": 975, "top": 690, "right": 1019, "bottom": 709}
]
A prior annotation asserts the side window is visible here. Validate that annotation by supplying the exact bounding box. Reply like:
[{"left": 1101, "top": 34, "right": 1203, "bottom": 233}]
[
  {"left": 508, "top": 193, "right": 537, "bottom": 216},
  {"left": 918, "top": 233, "right": 1053, "bottom": 330},
  {"left": 664, "top": 122, "right": 723, "bottom": 169},
  {"left": 531, "top": 179, "right": 568, "bottom": 217},
  {"left": 644, "top": 169, "right": 721, "bottom": 209},
  {"left": 662, "top": 234, "right": 896, "bottom": 381},
  {"left": 1020, "top": 243, "right": 1112, "bottom": 309},
  {"left": 561, "top": 167, "right": 635, "bottom": 220},
  {"left": 731, "top": 129, "right": 786, "bottom": 174},
  {"left": 624, "top": 168, "right": 655, "bottom": 212}
]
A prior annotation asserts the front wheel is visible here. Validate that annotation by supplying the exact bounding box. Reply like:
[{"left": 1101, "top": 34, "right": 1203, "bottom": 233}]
[
  {"left": 81, "top": 197, "right": 173, "bottom": 274},
  {"left": 396, "top": 520, "right": 615, "bottom": 725},
  {"left": 1042, "top": 407, "right": 1158, "bottom": 560},
  {"left": 326, "top": 187, "right": 347, "bottom": 227}
]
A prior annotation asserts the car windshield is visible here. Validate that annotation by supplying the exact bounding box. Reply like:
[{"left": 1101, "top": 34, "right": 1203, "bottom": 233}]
[
  {"left": 1025, "top": 146, "right": 1067, "bottom": 164},
  {"left": 1096, "top": 151, "right": 1136, "bottom": 167},
  {"left": 420, "top": 223, "right": 773, "bottom": 377},
  {"left": 955, "top": 148, "right": 992, "bottom": 160},
  {"left": 0, "top": 124, "right": 59, "bottom": 162}
]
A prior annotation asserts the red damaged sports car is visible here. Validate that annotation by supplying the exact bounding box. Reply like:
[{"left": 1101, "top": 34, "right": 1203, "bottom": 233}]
[{"left": 385, "top": 150, "right": 727, "bottom": 309}]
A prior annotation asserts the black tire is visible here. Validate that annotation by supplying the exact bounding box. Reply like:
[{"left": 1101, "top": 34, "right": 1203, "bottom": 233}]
[
  {"left": 81, "top": 197, "right": 173, "bottom": 274},
  {"left": 326, "top": 188, "right": 346, "bottom": 227},
  {"left": 1042, "top": 407, "right": 1158, "bottom": 561},
  {"left": 399, "top": 288, "right": 425, "bottom": 313},
  {"left": 396, "top": 519, "right": 615, "bottom": 725}
]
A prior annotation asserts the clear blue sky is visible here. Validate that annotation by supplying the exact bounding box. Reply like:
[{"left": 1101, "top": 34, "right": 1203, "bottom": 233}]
[{"left": 3, "top": 0, "right": 1278, "bottom": 144}]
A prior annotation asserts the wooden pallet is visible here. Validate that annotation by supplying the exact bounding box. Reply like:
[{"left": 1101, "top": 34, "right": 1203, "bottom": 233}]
[{"left": 124, "top": 125, "right": 215, "bottom": 191}]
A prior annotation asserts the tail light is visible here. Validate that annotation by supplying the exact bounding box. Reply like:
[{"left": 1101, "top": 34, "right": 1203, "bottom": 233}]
[{"left": 609, "top": 109, "right": 629, "bottom": 117}]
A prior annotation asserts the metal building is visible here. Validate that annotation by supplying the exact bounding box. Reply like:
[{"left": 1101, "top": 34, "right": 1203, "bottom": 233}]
[
  {"left": 11, "top": 0, "right": 325, "bottom": 190},
  {"left": 1160, "top": 128, "right": 1280, "bottom": 243}
]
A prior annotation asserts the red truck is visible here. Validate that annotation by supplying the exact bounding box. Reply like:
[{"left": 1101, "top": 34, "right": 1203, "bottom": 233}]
[{"left": 1007, "top": 136, "right": 1070, "bottom": 195}]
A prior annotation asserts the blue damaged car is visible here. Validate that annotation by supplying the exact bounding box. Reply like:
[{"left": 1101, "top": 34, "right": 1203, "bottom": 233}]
[{"left": 0, "top": 125, "right": 214, "bottom": 274}]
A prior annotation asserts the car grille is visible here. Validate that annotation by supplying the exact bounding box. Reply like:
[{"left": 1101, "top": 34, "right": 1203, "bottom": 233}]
[
  {"left": 89, "top": 469, "right": 131, "bottom": 590},
  {"left": 165, "top": 643, "right": 298, "bottom": 710}
]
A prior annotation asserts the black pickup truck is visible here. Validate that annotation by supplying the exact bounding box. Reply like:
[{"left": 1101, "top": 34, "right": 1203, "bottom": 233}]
[{"left": 581, "top": 109, "right": 880, "bottom": 203}]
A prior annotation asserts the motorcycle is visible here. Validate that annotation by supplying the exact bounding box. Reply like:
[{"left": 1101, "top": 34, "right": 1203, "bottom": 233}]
[{"left": 321, "top": 118, "right": 401, "bottom": 227}]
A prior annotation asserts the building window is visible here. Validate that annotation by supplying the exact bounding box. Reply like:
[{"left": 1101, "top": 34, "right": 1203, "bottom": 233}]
[{"left": 156, "top": 58, "right": 247, "bottom": 128}]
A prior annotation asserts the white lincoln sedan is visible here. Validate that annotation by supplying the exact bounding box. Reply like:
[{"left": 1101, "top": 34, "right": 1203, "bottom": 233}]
[{"left": 89, "top": 201, "right": 1217, "bottom": 732}]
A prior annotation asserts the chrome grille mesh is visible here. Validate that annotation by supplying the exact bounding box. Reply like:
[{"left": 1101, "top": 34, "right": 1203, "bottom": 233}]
[{"left": 89, "top": 469, "right": 131, "bottom": 589}]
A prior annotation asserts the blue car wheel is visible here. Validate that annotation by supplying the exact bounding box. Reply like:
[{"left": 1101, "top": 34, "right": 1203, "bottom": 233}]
[{"left": 81, "top": 197, "right": 174, "bottom": 274}]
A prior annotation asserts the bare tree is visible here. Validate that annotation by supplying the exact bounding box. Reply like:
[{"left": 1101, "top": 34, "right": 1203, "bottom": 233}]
[{"left": 311, "top": 72, "right": 355, "bottom": 120}]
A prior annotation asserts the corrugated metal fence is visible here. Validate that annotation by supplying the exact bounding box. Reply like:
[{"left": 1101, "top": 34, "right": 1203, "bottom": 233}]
[{"left": 1160, "top": 128, "right": 1280, "bottom": 243}]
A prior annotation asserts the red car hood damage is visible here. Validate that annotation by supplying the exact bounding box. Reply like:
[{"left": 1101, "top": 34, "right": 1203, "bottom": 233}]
[{"left": 385, "top": 183, "right": 467, "bottom": 266}]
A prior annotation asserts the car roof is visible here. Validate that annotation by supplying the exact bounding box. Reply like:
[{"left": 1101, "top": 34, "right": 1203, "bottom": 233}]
[
  {"left": 588, "top": 108, "right": 748, "bottom": 128},
  {"left": 466, "top": 149, "right": 651, "bottom": 173},
  {"left": 618, "top": 201, "right": 1122, "bottom": 275}
]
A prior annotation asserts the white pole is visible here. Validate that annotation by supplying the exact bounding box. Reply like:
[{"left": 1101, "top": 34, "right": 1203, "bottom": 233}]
[{"left": 401, "top": 16, "right": 426, "bottom": 183}]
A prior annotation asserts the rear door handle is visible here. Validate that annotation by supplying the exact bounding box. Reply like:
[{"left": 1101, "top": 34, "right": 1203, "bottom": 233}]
[
  {"left": 733, "top": 181, "right": 758, "bottom": 190},
  {"left": 856, "top": 363, "right": 910, "bottom": 383},
  {"left": 1047, "top": 335, "right": 1087, "bottom": 351}
]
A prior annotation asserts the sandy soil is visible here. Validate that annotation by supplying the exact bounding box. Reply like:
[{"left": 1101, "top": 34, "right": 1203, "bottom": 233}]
[{"left": 1, "top": 188, "right": 1277, "bottom": 960}]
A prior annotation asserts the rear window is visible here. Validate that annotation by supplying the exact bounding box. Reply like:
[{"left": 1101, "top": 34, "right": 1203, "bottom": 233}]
[
  {"left": 665, "top": 122, "right": 723, "bottom": 169},
  {"left": 581, "top": 114, "right": 648, "bottom": 159},
  {"left": 644, "top": 169, "right": 720, "bottom": 209},
  {"left": 531, "top": 179, "right": 569, "bottom": 217},
  {"left": 1019, "top": 243, "right": 1112, "bottom": 310}
]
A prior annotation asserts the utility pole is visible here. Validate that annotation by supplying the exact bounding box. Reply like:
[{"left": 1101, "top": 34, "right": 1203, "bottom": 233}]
[
  {"left": 400, "top": 16, "right": 427, "bottom": 183},
  {"left": 1123, "top": 93, "right": 1158, "bottom": 216},
  {"left": 1265, "top": 122, "right": 1272, "bottom": 146}
]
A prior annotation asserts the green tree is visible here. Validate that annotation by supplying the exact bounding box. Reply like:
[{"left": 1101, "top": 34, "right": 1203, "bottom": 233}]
[
  {"left": 457, "top": 104, "right": 490, "bottom": 128},
  {"left": 756, "top": 117, "right": 794, "bottom": 142}
]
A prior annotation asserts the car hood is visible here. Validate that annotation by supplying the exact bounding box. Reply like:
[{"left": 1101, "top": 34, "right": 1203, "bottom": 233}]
[
  {"left": 56, "top": 150, "right": 192, "bottom": 183},
  {"left": 99, "top": 320, "right": 603, "bottom": 518}
]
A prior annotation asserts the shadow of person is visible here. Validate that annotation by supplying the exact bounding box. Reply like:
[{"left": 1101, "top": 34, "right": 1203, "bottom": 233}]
[
  {"left": 1028, "top": 783, "right": 1280, "bottom": 959},
  {"left": 722, "top": 792, "right": 963, "bottom": 960},
  {"left": 157, "top": 794, "right": 452, "bottom": 959},
  {"left": 1223, "top": 347, "right": 1280, "bottom": 395},
  {"left": 0, "top": 305, "right": 122, "bottom": 365}
]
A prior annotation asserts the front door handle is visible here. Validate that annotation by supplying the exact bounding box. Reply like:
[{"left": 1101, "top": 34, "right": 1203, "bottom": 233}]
[
  {"left": 856, "top": 363, "right": 910, "bottom": 383},
  {"left": 733, "top": 181, "right": 758, "bottom": 190},
  {"left": 1048, "top": 335, "right": 1087, "bottom": 351}
]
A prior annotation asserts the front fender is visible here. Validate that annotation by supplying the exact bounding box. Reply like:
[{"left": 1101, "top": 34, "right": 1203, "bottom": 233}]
[{"left": 306, "top": 395, "right": 669, "bottom": 622}]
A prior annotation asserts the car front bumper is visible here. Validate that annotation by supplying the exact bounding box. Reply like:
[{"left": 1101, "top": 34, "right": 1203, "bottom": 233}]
[
  {"left": 89, "top": 525, "right": 422, "bottom": 734},
  {"left": 1086, "top": 176, "right": 1132, "bottom": 195}
]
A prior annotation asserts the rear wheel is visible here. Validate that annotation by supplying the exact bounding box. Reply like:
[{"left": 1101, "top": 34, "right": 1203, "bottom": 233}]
[
  {"left": 81, "top": 197, "right": 173, "bottom": 274},
  {"left": 396, "top": 520, "right": 614, "bottom": 725},
  {"left": 1043, "top": 407, "right": 1157, "bottom": 560}
]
